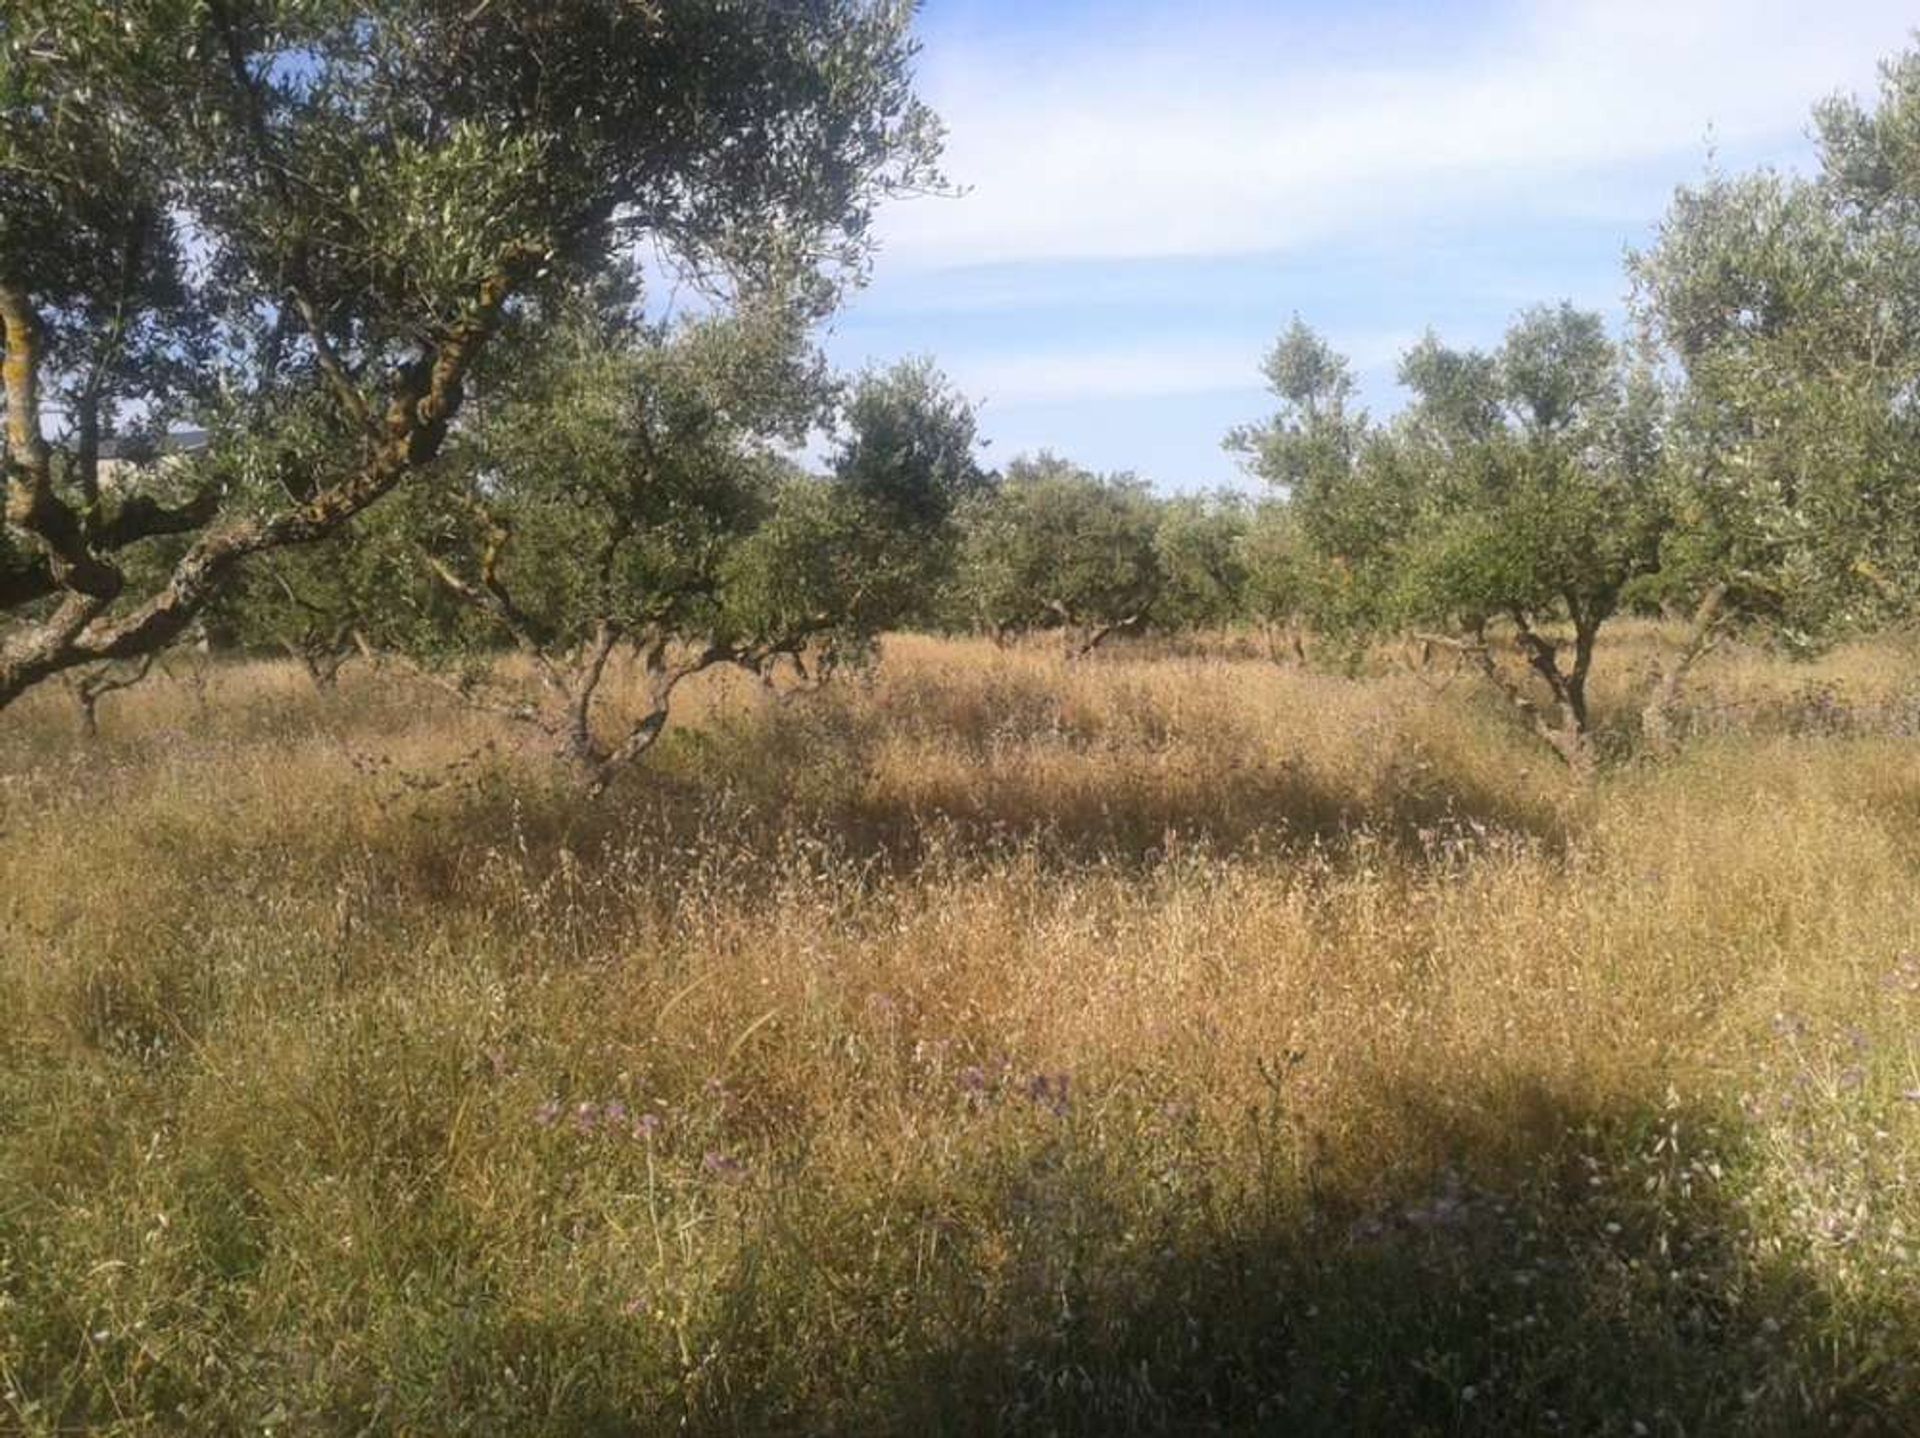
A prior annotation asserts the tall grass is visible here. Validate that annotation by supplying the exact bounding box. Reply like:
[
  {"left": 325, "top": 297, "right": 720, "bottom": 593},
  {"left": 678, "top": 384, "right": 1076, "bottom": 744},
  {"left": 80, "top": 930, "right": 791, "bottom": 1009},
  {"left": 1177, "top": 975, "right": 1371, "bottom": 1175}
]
[{"left": 1, "top": 635, "right": 1916, "bottom": 1433}]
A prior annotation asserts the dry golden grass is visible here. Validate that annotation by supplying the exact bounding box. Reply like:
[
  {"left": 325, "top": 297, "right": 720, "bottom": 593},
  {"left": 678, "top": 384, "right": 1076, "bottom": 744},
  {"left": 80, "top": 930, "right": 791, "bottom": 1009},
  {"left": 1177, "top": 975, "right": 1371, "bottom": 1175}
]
[{"left": 1, "top": 633, "right": 1916, "bottom": 1433}]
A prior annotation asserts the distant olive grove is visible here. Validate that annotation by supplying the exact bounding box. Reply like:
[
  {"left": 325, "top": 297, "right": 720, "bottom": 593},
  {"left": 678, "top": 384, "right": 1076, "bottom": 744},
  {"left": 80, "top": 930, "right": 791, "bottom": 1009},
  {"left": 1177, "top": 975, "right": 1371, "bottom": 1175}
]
[{"left": 5, "top": 6, "right": 1918, "bottom": 776}]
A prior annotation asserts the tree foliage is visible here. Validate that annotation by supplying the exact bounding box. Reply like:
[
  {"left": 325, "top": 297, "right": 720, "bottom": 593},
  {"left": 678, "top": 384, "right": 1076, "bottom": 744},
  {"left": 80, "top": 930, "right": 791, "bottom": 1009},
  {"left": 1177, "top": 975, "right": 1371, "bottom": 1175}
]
[
  {"left": 1227, "top": 318, "right": 1404, "bottom": 643},
  {"left": 829, "top": 357, "right": 988, "bottom": 628},
  {"left": 1631, "top": 44, "right": 1920, "bottom": 648},
  {"left": 1232, "top": 307, "right": 1667, "bottom": 766},
  {"left": 954, "top": 454, "right": 1162, "bottom": 654},
  {"left": 0, "top": 0, "right": 941, "bottom": 705},
  {"left": 1152, "top": 492, "right": 1250, "bottom": 631}
]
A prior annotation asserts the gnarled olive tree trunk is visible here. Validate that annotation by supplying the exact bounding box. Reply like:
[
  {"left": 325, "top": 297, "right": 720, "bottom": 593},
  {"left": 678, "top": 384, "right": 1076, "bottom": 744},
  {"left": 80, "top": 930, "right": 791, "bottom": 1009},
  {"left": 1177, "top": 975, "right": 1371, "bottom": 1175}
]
[
  {"left": 1421, "top": 598, "right": 1611, "bottom": 778},
  {"left": 1640, "top": 584, "right": 1729, "bottom": 759}
]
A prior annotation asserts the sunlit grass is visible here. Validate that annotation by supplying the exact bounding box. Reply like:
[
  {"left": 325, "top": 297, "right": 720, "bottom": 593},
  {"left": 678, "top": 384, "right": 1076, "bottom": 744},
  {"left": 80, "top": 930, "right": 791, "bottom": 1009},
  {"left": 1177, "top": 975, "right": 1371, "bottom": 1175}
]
[{"left": 1, "top": 634, "right": 1916, "bottom": 1433}]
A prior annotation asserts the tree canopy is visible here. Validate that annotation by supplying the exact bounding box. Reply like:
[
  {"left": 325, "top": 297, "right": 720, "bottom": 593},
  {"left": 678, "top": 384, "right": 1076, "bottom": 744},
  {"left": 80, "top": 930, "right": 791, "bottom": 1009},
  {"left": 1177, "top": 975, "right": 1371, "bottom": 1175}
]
[
  {"left": 1, "top": 0, "right": 941, "bottom": 705},
  {"left": 1229, "top": 305, "right": 1668, "bottom": 765},
  {"left": 954, "top": 454, "right": 1162, "bottom": 654},
  {"left": 1630, "top": 45, "right": 1920, "bottom": 649}
]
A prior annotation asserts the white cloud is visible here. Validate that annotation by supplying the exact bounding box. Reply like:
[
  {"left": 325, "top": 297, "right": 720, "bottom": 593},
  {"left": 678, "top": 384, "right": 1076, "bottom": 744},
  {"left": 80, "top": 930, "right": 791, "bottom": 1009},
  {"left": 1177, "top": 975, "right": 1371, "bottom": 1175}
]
[
  {"left": 832, "top": 1, "right": 1914, "bottom": 482},
  {"left": 879, "top": 0, "right": 1914, "bottom": 269},
  {"left": 952, "top": 345, "right": 1256, "bottom": 406}
]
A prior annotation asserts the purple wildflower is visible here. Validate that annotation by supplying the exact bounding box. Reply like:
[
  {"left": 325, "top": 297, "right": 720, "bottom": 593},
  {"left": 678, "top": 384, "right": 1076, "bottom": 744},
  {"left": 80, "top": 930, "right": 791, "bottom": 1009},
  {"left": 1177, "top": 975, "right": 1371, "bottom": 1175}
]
[
  {"left": 703, "top": 1150, "right": 748, "bottom": 1182},
  {"left": 533, "top": 1099, "right": 562, "bottom": 1128},
  {"left": 1025, "top": 1072, "right": 1071, "bottom": 1117},
  {"left": 632, "top": 1112, "right": 662, "bottom": 1140}
]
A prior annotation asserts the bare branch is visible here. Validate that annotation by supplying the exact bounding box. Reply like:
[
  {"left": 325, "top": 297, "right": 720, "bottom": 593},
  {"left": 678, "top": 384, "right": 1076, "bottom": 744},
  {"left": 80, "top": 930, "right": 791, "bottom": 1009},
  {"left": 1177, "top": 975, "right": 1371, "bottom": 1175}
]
[
  {"left": 291, "top": 292, "right": 374, "bottom": 434},
  {"left": 207, "top": 0, "right": 374, "bottom": 434},
  {"left": 0, "top": 251, "right": 536, "bottom": 707},
  {"left": 90, "top": 486, "right": 224, "bottom": 550},
  {"left": 63, "top": 652, "right": 155, "bottom": 740},
  {"left": 423, "top": 504, "right": 572, "bottom": 698}
]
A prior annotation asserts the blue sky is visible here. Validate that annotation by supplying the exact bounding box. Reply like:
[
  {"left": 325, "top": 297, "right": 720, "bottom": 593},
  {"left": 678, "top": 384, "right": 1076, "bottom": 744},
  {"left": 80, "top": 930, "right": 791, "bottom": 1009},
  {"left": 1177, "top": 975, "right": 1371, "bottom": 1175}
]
[{"left": 819, "top": 0, "right": 1917, "bottom": 491}]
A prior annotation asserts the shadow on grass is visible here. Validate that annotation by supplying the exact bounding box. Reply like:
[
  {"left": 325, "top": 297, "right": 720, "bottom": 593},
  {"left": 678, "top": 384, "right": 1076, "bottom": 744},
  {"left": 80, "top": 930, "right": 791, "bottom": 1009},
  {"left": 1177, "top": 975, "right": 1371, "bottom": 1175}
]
[
  {"left": 820, "top": 759, "right": 1568, "bottom": 876},
  {"left": 698, "top": 1077, "right": 1917, "bottom": 1437},
  {"left": 8, "top": 1068, "right": 1909, "bottom": 1435},
  {"left": 552, "top": 705, "right": 1568, "bottom": 881}
]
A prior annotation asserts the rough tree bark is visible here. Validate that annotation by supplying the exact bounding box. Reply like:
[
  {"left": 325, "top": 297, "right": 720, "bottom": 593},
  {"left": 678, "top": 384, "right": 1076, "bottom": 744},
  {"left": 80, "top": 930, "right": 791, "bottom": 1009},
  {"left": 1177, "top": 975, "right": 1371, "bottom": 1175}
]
[
  {"left": 1419, "top": 602, "right": 1611, "bottom": 777},
  {"left": 1641, "top": 582, "right": 1729, "bottom": 758}
]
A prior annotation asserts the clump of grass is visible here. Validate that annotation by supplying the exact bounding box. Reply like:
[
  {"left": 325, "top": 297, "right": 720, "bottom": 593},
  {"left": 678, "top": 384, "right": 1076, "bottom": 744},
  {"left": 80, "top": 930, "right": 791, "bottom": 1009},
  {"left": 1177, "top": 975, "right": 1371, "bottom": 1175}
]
[{"left": 1, "top": 636, "right": 1916, "bottom": 1433}]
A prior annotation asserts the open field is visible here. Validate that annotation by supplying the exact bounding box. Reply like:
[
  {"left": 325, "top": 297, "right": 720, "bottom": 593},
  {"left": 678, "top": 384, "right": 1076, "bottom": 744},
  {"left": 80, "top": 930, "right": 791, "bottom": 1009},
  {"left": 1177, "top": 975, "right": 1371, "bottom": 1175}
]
[{"left": 2, "top": 633, "right": 1918, "bottom": 1434}]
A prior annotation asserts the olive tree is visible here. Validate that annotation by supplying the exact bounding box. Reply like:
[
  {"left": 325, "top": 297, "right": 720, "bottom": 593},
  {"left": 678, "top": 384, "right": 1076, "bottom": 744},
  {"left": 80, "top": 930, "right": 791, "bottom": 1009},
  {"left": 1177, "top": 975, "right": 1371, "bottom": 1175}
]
[
  {"left": 1235, "top": 500, "right": 1325, "bottom": 664},
  {"left": 394, "top": 286, "right": 923, "bottom": 794},
  {"left": 1387, "top": 307, "right": 1668, "bottom": 769},
  {"left": 954, "top": 453, "right": 1162, "bottom": 655},
  {"left": 1631, "top": 44, "right": 1920, "bottom": 660},
  {"left": 1233, "top": 309, "right": 1667, "bottom": 769},
  {"left": 1228, "top": 319, "right": 1408, "bottom": 647},
  {"left": 1152, "top": 492, "right": 1250, "bottom": 632},
  {"left": 1, "top": 0, "right": 941, "bottom": 707},
  {"left": 828, "top": 357, "right": 988, "bottom": 629}
]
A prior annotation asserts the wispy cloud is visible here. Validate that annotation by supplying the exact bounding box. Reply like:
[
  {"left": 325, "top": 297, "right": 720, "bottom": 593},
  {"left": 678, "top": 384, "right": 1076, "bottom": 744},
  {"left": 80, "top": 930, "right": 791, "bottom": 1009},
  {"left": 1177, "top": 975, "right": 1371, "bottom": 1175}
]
[
  {"left": 826, "top": 0, "right": 1915, "bottom": 486},
  {"left": 944, "top": 345, "right": 1255, "bottom": 406},
  {"left": 881, "top": 0, "right": 1913, "bottom": 270}
]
